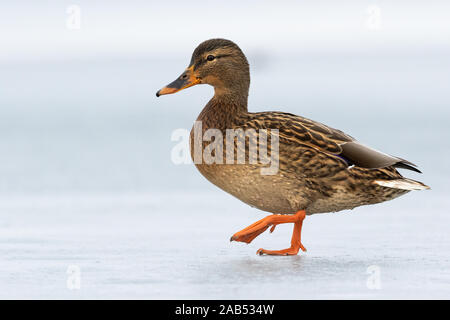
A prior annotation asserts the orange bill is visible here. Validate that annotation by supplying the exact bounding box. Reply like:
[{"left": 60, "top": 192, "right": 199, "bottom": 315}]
[{"left": 156, "top": 66, "right": 201, "bottom": 97}]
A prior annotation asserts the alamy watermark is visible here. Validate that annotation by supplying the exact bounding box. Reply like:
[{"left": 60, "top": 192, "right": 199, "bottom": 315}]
[
  {"left": 66, "top": 265, "right": 81, "bottom": 290},
  {"left": 365, "top": 5, "right": 382, "bottom": 31},
  {"left": 366, "top": 265, "right": 382, "bottom": 290},
  {"left": 171, "top": 121, "right": 280, "bottom": 175},
  {"left": 66, "top": 5, "right": 81, "bottom": 30}
]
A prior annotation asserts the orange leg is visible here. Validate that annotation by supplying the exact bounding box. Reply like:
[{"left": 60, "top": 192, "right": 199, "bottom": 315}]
[{"left": 230, "top": 210, "right": 307, "bottom": 256}]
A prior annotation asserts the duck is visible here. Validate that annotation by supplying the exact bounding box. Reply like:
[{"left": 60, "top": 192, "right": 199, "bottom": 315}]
[{"left": 156, "top": 39, "right": 429, "bottom": 256}]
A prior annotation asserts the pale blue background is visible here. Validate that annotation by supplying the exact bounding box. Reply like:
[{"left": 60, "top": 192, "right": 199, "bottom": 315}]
[{"left": 0, "top": 1, "right": 449, "bottom": 299}]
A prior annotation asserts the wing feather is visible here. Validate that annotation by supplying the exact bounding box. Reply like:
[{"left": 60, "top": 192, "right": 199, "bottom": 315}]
[{"left": 243, "top": 111, "right": 421, "bottom": 173}]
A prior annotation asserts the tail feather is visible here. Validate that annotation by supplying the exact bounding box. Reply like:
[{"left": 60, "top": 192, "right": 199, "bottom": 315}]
[{"left": 374, "top": 178, "right": 430, "bottom": 191}]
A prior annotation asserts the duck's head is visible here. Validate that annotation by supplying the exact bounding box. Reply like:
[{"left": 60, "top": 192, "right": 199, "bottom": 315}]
[{"left": 156, "top": 39, "right": 250, "bottom": 98}]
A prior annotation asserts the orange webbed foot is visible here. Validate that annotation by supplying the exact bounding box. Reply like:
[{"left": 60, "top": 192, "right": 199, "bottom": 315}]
[
  {"left": 257, "top": 242, "right": 307, "bottom": 256},
  {"left": 231, "top": 210, "right": 307, "bottom": 256},
  {"left": 230, "top": 217, "right": 273, "bottom": 244}
]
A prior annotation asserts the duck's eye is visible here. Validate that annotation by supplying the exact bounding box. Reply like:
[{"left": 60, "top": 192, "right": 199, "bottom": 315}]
[{"left": 206, "top": 55, "right": 215, "bottom": 61}]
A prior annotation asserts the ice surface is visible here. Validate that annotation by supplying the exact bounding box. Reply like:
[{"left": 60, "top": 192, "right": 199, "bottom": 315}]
[{"left": 0, "top": 192, "right": 449, "bottom": 299}]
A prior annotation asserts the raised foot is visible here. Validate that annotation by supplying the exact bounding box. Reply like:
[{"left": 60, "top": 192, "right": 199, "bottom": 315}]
[
  {"left": 230, "top": 218, "right": 272, "bottom": 244},
  {"left": 230, "top": 210, "right": 307, "bottom": 255}
]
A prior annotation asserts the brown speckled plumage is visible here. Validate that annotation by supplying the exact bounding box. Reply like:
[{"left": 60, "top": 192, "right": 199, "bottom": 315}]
[{"left": 190, "top": 95, "right": 425, "bottom": 215}]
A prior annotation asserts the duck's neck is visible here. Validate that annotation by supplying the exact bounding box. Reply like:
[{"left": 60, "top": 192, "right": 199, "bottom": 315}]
[{"left": 196, "top": 90, "right": 248, "bottom": 130}]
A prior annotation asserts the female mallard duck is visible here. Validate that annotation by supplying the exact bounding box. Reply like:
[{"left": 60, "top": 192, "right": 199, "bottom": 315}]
[{"left": 156, "top": 39, "right": 429, "bottom": 256}]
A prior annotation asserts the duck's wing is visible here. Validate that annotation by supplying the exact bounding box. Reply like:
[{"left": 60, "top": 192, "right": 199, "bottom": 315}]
[{"left": 244, "top": 111, "right": 421, "bottom": 173}]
